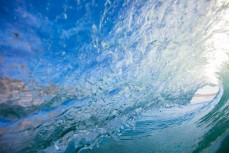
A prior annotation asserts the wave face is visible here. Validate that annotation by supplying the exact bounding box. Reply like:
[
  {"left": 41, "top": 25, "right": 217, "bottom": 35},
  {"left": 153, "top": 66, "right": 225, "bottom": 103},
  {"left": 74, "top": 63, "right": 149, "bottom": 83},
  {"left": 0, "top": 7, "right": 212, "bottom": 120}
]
[{"left": 0, "top": 0, "right": 228, "bottom": 152}]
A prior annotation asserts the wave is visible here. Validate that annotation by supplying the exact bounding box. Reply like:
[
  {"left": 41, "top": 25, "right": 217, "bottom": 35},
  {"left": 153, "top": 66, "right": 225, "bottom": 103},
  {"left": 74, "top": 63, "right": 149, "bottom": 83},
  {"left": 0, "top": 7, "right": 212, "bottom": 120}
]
[
  {"left": 0, "top": 0, "right": 228, "bottom": 152},
  {"left": 81, "top": 84, "right": 225, "bottom": 153}
]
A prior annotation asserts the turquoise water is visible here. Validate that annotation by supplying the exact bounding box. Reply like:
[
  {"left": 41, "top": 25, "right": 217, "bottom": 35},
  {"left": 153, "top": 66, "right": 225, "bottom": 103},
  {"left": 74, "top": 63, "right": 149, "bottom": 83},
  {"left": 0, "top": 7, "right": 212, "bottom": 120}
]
[
  {"left": 83, "top": 69, "right": 229, "bottom": 153},
  {"left": 0, "top": 0, "right": 228, "bottom": 152}
]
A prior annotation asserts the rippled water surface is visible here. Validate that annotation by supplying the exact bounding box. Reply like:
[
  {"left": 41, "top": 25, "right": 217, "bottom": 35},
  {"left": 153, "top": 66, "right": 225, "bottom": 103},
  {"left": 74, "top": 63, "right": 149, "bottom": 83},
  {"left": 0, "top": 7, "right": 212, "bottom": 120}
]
[{"left": 0, "top": 0, "right": 228, "bottom": 152}]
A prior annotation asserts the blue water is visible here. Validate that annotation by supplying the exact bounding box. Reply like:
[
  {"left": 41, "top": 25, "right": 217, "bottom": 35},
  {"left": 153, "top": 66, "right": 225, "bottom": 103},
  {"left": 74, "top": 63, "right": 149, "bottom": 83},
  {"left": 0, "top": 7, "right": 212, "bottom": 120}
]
[{"left": 0, "top": 0, "right": 228, "bottom": 152}]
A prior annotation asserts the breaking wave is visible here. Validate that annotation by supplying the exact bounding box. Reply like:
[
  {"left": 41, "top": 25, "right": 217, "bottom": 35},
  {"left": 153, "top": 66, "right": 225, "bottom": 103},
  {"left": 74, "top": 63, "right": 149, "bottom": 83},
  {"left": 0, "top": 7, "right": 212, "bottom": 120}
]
[{"left": 0, "top": 0, "right": 228, "bottom": 152}]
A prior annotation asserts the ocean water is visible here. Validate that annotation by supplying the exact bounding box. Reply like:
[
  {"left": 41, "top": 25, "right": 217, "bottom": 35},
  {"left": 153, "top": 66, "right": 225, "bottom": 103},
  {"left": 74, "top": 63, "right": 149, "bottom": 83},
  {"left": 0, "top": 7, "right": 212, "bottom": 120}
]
[{"left": 0, "top": 0, "right": 228, "bottom": 152}]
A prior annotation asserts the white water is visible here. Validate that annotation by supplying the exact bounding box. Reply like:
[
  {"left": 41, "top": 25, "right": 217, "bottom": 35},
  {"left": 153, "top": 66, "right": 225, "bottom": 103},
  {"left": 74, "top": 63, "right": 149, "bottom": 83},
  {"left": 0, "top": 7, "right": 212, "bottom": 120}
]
[{"left": 0, "top": 0, "right": 229, "bottom": 152}]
